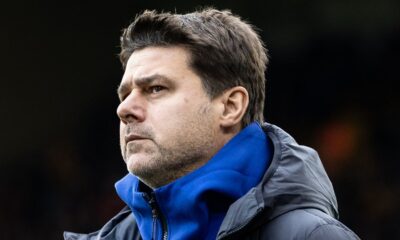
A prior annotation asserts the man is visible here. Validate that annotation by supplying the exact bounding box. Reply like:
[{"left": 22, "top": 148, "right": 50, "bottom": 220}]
[{"left": 64, "top": 8, "right": 360, "bottom": 240}]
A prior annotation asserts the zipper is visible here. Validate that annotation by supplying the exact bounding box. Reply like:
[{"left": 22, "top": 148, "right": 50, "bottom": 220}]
[{"left": 143, "top": 192, "right": 168, "bottom": 240}]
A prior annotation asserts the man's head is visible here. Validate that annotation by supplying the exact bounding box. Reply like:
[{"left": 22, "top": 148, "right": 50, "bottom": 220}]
[
  {"left": 117, "top": 8, "right": 268, "bottom": 188},
  {"left": 120, "top": 8, "right": 268, "bottom": 127}
]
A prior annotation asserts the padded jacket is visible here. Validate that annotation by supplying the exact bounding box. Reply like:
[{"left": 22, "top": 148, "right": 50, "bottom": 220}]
[{"left": 64, "top": 123, "right": 360, "bottom": 240}]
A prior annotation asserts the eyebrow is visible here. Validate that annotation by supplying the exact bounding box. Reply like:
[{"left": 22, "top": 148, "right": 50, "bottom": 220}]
[{"left": 117, "top": 74, "right": 173, "bottom": 99}]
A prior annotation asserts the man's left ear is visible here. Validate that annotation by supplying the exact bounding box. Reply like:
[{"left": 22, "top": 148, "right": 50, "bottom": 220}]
[{"left": 219, "top": 86, "right": 249, "bottom": 128}]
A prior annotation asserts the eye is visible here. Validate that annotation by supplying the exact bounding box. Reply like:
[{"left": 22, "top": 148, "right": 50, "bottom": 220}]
[{"left": 148, "top": 85, "right": 166, "bottom": 94}]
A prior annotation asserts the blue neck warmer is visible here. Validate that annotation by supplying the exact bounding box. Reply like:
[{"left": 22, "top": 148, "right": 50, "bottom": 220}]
[{"left": 115, "top": 122, "right": 272, "bottom": 240}]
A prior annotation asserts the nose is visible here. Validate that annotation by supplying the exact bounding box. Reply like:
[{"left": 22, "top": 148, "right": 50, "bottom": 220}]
[{"left": 117, "top": 90, "right": 146, "bottom": 124}]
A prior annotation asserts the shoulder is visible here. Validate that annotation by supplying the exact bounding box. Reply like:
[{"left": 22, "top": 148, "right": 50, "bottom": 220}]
[{"left": 259, "top": 208, "right": 359, "bottom": 240}]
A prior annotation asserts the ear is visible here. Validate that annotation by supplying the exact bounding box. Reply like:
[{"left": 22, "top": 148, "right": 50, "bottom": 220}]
[{"left": 219, "top": 86, "right": 249, "bottom": 128}]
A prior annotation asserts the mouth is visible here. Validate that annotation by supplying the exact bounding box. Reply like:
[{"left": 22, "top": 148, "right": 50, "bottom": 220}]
[{"left": 125, "top": 134, "right": 148, "bottom": 144}]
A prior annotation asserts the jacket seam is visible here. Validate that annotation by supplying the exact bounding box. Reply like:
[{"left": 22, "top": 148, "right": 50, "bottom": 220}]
[
  {"left": 302, "top": 156, "right": 337, "bottom": 216},
  {"left": 307, "top": 223, "right": 356, "bottom": 239},
  {"left": 303, "top": 210, "right": 354, "bottom": 239},
  {"left": 260, "top": 124, "right": 283, "bottom": 186}
]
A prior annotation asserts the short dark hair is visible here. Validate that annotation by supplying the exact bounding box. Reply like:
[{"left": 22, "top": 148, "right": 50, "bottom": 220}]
[{"left": 120, "top": 8, "right": 268, "bottom": 126}]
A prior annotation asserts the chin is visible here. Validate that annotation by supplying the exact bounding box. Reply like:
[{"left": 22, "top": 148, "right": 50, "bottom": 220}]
[
  {"left": 126, "top": 154, "right": 153, "bottom": 176},
  {"left": 126, "top": 156, "right": 140, "bottom": 173}
]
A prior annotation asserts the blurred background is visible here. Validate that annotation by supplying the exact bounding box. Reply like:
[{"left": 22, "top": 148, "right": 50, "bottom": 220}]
[{"left": 1, "top": 0, "right": 399, "bottom": 239}]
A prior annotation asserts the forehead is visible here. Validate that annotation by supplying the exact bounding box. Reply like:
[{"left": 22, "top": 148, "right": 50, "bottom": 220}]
[{"left": 122, "top": 46, "right": 192, "bottom": 84}]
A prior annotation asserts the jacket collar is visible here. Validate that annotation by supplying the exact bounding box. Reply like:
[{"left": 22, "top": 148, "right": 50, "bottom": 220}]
[{"left": 217, "top": 123, "right": 338, "bottom": 239}]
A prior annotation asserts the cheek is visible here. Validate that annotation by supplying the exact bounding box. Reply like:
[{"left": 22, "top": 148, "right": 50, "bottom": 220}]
[
  {"left": 148, "top": 102, "right": 189, "bottom": 137},
  {"left": 154, "top": 100, "right": 211, "bottom": 138},
  {"left": 153, "top": 90, "right": 214, "bottom": 122}
]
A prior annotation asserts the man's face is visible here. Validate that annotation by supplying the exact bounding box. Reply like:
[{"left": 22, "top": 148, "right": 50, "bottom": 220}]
[{"left": 117, "top": 46, "right": 224, "bottom": 188}]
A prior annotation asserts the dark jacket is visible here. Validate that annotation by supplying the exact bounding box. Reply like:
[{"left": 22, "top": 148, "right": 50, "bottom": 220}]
[{"left": 64, "top": 123, "right": 360, "bottom": 240}]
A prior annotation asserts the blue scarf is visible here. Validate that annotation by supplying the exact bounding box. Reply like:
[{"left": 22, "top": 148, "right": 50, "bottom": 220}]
[{"left": 115, "top": 122, "right": 272, "bottom": 240}]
